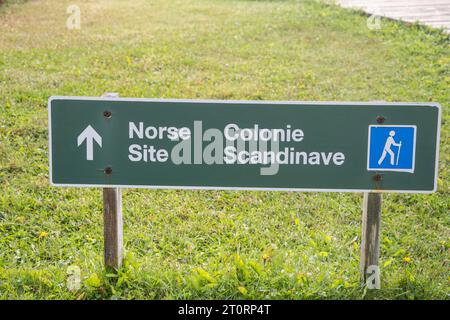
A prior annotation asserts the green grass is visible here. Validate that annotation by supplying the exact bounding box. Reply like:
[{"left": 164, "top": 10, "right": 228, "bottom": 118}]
[{"left": 0, "top": 0, "right": 449, "bottom": 299}]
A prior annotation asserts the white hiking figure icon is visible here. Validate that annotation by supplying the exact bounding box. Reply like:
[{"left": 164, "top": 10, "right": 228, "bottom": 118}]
[{"left": 378, "top": 130, "right": 402, "bottom": 166}]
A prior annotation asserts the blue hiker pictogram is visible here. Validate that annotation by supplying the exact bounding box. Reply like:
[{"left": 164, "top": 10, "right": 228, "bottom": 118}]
[{"left": 367, "top": 125, "right": 416, "bottom": 173}]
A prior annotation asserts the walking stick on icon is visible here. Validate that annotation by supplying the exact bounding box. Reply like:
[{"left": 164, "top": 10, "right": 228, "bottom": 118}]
[{"left": 396, "top": 142, "right": 402, "bottom": 166}]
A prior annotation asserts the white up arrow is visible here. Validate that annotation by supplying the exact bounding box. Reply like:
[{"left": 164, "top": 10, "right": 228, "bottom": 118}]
[{"left": 77, "top": 125, "right": 102, "bottom": 161}]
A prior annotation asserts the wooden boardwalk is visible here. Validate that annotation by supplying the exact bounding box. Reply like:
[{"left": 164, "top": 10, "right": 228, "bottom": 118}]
[{"left": 336, "top": 0, "right": 450, "bottom": 33}]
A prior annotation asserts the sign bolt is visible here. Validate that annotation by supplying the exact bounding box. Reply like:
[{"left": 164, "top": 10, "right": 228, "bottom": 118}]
[
  {"left": 376, "top": 116, "right": 385, "bottom": 124},
  {"left": 104, "top": 167, "right": 113, "bottom": 175},
  {"left": 103, "top": 110, "right": 112, "bottom": 118},
  {"left": 373, "top": 173, "right": 382, "bottom": 182}
]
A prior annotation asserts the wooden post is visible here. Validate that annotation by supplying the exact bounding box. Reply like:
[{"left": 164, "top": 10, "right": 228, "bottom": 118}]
[
  {"left": 101, "top": 93, "right": 123, "bottom": 270},
  {"left": 360, "top": 192, "right": 382, "bottom": 287},
  {"left": 103, "top": 188, "right": 123, "bottom": 269}
]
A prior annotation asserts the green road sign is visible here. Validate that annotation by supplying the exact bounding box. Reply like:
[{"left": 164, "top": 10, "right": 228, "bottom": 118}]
[{"left": 48, "top": 97, "right": 441, "bottom": 193}]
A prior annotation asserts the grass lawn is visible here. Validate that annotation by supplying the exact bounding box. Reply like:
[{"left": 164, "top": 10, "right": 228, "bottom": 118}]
[{"left": 0, "top": 0, "right": 448, "bottom": 299}]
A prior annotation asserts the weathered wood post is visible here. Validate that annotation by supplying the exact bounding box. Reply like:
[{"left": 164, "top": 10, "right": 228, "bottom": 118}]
[
  {"left": 360, "top": 192, "right": 382, "bottom": 288},
  {"left": 103, "top": 187, "right": 123, "bottom": 269},
  {"left": 101, "top": 93, "right": 123, "bottom": 270}
]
